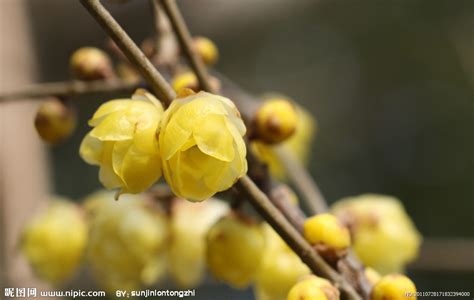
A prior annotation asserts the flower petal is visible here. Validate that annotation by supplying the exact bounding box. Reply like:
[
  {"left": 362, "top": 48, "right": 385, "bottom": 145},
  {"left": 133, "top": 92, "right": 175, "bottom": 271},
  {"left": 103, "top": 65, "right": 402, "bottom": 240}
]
[
  {"left": 90, "top": 111, "right": 134, "bottom": 141},
  {"left": 79, "top": 133, "right": 103, "bottom": 165},
  {"left": 89, "top": 100, "right": 131, "bottom": 127},
  {"left": 193, "top": 114, "right": 235, "bottom": 162}
]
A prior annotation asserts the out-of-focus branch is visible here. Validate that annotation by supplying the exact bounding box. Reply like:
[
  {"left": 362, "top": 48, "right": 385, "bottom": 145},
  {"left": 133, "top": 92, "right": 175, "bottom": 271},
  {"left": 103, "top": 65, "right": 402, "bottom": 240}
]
[
  {"left": 274, "top": 145, "right": 328, "bottom": 214},
  {"left": 80, "top": 0, "right": 175, "bottom": 106},
  {"left": 159, "top": 0, "right": 215, "bottom": 93},
  {"left": 0, "top": 80, "right": 138, "bottom": 102}
]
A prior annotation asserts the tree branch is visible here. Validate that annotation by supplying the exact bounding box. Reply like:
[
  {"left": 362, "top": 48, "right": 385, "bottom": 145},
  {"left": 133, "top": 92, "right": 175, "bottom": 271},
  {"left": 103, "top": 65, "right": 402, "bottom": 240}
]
[
  {"left": 80, "top": 0, "right": 175, "bottom": 106},
  {"left": 0, "top": 80, "right": 138, "bottom": 102},
  {"left": 159, "top": 0, "right": 215, "bottom": 93}
]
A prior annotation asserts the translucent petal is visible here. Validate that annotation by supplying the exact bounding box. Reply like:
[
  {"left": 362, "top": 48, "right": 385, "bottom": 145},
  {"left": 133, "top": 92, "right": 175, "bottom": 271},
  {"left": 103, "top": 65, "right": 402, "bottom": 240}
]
[
  {"left": 90, "top": 112, "right": 134, "bottom": 141},
  {"left": 89, "top": 100, "right": 131, "bottom": 127},
  {"left": 112, "top": 140, "right": 133, "bottom": 177},
  {"left": 98, "top": 142, "right": 123, "bottom": 189},
  {"left": 79, "top": 133, "right": 103, "bottom": 165},
  {"left": 120, "top": 145, "right": 162, "bottom": 193},
  {"left": 194, "top": 114, "right": 235, "bottom": 162},
  {"left": 159, "top": 116, "right": 192, "bottom": 160}
]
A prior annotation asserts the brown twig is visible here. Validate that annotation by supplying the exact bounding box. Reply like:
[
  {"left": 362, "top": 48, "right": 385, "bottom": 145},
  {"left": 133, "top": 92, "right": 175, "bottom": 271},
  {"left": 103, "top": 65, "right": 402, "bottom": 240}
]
[
  {"left": 0, "top": 80, "right": 138, "bottom": 102},
  {"left": 274, "top": 145, "right": 328, "bottom": 214},
  {"left": 159, "top": 0, "right": 215, "bottom": 93},
  {"left": 80, "top": 0, "right": 175, "bottom": 106}
]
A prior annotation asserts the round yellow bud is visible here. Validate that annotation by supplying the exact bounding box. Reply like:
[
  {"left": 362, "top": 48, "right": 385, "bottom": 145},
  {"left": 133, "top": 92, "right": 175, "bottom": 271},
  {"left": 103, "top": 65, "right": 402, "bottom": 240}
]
[
  {"left": 70, "top": 47, "right": 113, "bottom": 81},
  {"left": 79, "top": 89, "right": 164, "bottom": 194},
  {"left": 171, "top": 71, "right": 221, "bottom": 94},
  {"left": 86, "top": 192, "right": 168, "bottom": 292},
  {"left": 254, "top": 98, "right": 298, "bottom": 144},
  {"left": 193, "top": 36, "right": 219, "bottom": 65},
  {"left": 331, "top": 194, "right": 422, "bottom": 274},
  {"left": 34, "top": 98, "right": 77, "bottom": 145},
  {"left": 206, "top": 214, "right": 265, "bottom": 288},
  {"left": 303, "top": 213, "right": 351, "bottom": 251},
  {"left": 21, "top": 198, "right": 87, "bottom": 284},
  {"left": 252, "top": 100, "right": 316, "bottom": 179},
  {"left": 371, "top": 274, "right": 416, "bottom": 300},
  {"left": 287, "top": 275, "right": 340, "bottom": 300},
  {"left": 159, "top": 91, "right": 247, "bottom": 201}
]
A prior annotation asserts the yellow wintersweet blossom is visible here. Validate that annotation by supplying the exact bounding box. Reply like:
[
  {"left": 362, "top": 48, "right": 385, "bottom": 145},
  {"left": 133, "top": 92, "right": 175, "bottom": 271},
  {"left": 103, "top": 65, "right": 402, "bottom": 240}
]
[
  {"left": 252, "top": 100, "right": 316, "bottom": 179},
  {"left": 80, "top": 89, "right": 164, "bottom": 195},
  {"left": 84, "top": 191, "right": 168, "bottom": 292},
  {"left": 332, "top": 194, "right": 422, "bottom": 274},
  {"left": 21, "top": 198, "right": 87, "bottom": 285},
  {"left": 159, "top": 91, "right": 247, "bottom": 201}
]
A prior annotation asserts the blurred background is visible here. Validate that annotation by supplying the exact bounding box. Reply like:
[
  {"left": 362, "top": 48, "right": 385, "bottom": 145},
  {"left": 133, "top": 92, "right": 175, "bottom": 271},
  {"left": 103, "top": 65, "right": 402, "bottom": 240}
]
[{"left": 1, "top": 0, "right": 473, "bottom": 298}]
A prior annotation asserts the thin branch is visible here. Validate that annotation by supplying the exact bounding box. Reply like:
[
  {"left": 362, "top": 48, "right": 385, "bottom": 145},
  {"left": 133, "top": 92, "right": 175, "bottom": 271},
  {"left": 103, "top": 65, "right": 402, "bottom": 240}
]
[
  {"left": 80, "top": 0, "right": 175, "bottom": 106},
  {"left": 159, "top": 0, "right": 215, "bottom": 93},
  {"left": 0, "top": 80, "right": 138, "bottom": 102},
  {"left": 237, "top": 176, "right": 361, "bottom": 300},
  {"left": 274, "top": 145, "right": 328, "bottom": 214}
]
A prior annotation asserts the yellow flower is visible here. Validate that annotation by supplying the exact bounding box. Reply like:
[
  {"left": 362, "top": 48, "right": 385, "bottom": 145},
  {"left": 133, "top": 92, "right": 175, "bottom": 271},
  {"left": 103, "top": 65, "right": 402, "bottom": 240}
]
[
  {"left": 252, "top": 100, "right": 316, "bottom": 179},
  {"left": 85, "top": 191, "right": 168, "bottom": 292},
  {"left": 21, "top": 198, "right": 87, "bottom": 285},
  {"left": 80, "top": 89, "right": 164, "bottom": 195},
  {"left": 331, "top": 194, "right": 422, "bottom": 274},
  {"left": 254, "top": 224, "right": 310, "bottom": 300},
  {"left": 159, "top": 91, "right": 247, "bottom": 201},
  {"left": 167, "top": 198, "right": 229, "bottom": 288}
]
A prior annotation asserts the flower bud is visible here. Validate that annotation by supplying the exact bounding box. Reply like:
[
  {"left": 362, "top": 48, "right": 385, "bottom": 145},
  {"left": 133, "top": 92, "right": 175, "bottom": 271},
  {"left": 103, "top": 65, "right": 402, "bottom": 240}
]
[
  {"left": 303, "top": 213, "right": 351, "bottom": 260},
  {"left": 331, "top": 194, "right": 422, "bottom": 274},
  {"left": 159, "top": 91, "right": 247, "bottom": 201},
  {"left": 21, "top": 198, "right": 87, "bottom": 284},
  {"left": 193, "top": 36, "right": 219, "bottom": 65},
  {"left": 251, "top": 99, "right": 316, "bottom": 179},
  {"left": 206, "top": 214, "right": 265, "bottom": 288},
  {"left": 254, "top": 98, "right": 298, "bottom": 144},
  {"left": 171, "top": 71, "right": 221, "bottom": 94},
  {"left": 34, "top": 98, "right": 77, "bottom": 145},
  {"left": 79, "top": 89, "right": 164, "bottom": 195},
  {"left": 70, "top": 47, "right": 113, "bottom": 81},
  {"left": 287, "top": 275, "right": 340, "bottom": 300},
  {"left": 371, "top": 274, "right": 416, "bottom": 300}
]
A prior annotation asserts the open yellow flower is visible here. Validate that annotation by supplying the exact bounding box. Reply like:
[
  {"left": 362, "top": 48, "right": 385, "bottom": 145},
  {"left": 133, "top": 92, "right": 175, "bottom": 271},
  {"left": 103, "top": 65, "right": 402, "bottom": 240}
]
[
  {"left": 159, "top": 91, "right": 247, "bottom": 201},
  {"left": 80, "top": 89, "right": 163, "bottom": 195}
]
